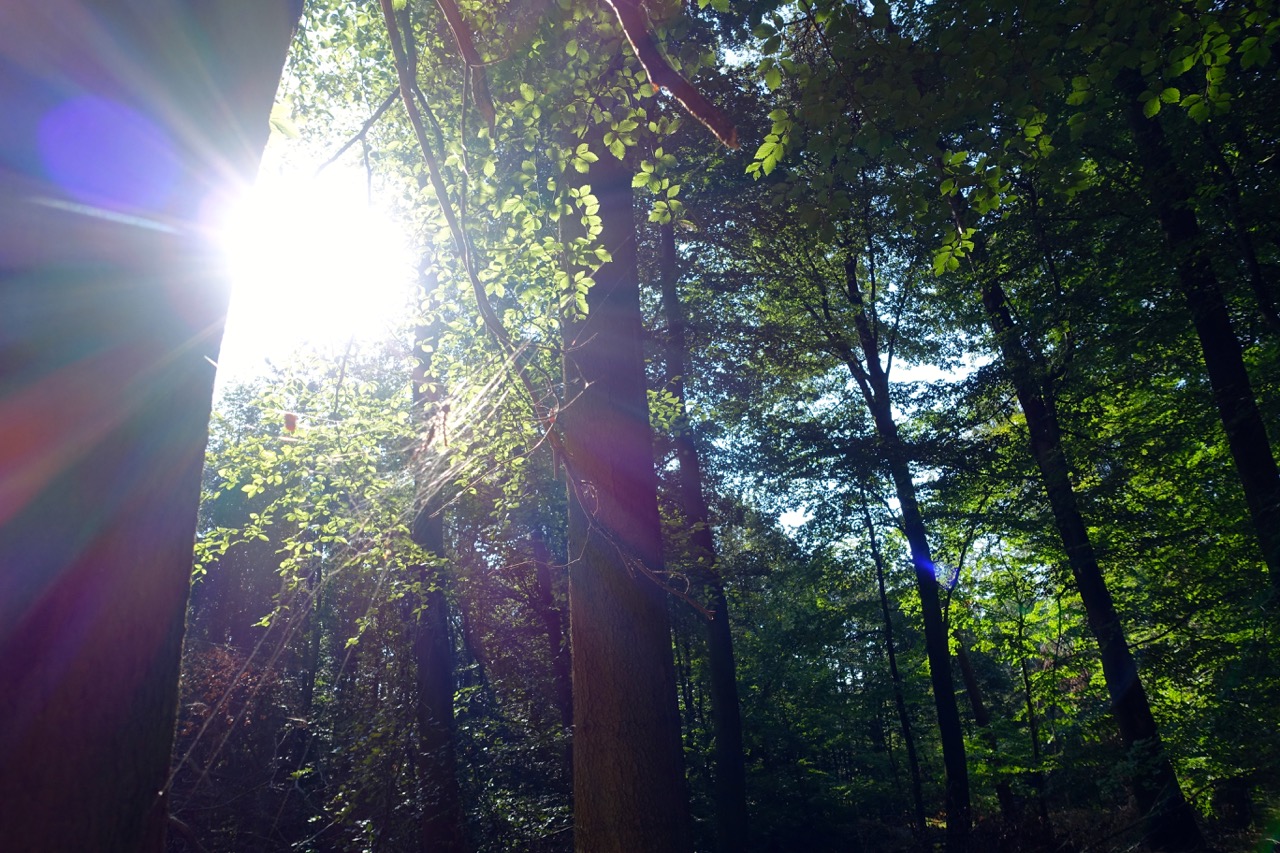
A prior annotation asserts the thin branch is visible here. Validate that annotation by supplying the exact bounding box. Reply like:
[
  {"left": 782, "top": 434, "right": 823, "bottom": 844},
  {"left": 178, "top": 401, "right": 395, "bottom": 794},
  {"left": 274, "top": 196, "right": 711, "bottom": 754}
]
[
  {"left": 603, "top": 0, "right": 738, "bottom": 149},
  {"left": 435, "top": 0, "right": 497, "bottom": 131},
  {"left": 314, "top": 91, "right": 398, "bottom": 175}
]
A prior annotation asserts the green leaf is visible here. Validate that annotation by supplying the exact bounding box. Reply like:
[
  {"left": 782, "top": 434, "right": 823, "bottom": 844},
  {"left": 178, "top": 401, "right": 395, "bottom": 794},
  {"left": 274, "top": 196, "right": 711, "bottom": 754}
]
[
  {"left": 269, "top": 103, "right": 300, "bottom": 139},
  {"left": 1143, "top": 96, "right": 1161, "bottom": 118}
]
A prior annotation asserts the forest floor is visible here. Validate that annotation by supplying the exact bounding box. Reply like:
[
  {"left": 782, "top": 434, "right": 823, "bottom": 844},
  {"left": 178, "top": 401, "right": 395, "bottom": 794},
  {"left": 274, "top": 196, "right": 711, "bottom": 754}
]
[{"left": 851, "top": 806, "right": 1278, "bottom": 852}]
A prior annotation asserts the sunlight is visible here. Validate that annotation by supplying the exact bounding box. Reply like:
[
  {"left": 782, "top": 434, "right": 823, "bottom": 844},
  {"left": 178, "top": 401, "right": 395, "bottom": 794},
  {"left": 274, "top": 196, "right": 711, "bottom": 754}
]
[{"left": 214, "top": 157, "right": 416, "bottom": 381}]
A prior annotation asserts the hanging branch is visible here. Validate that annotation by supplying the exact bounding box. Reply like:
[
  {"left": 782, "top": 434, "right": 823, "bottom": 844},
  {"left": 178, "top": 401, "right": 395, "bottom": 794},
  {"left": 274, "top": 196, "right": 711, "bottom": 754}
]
[
  {"left": 379, "top": 0, "right": 515, "bottom": 357},
  {"left": 379, "top": 0, "right": 727, "bottom": 605},
  {"left": 381, "top": 0, "right": 585, "bottom": 498},
  {"left": 604, "top": 0, "right": 739, "bottom": 149},
  {"left": 435, "top": 0, "right": 497, "bottom": 132}
]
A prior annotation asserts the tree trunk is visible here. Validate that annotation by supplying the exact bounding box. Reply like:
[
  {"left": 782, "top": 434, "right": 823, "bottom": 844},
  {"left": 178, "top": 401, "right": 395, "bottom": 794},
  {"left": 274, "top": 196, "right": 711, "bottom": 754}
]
[
  {"left": 1016, "top": 656, "right": 1052, "bottom": 828},
  {"left": 659, "top": 222, "right": 750, "bottom": 853},
  {"left": 410, "top": 268, "right": 468, "bottom": 853},
  {"left": 977, "top": 273, "right": 1206, "bottom": 852},
  {"left": 561, "top": 147, "right": 692, "bottom": 853},
  {"left": 530, "top": 530, "right": 574, "bottom": 787},
  {"left": 410, "top": 550, "right": 468, "bottom": 853},
  {"left": 835, "top": 257, "right": 971, "bottom": 852},
  {"left": 861, "top": 500, "right": 928, "bottom": 837},
  {"left": 1202, "top": 129, "right": 1280, "bottom": 332},
  {"left": 1121, "top": 70, "right": 1280, "bottom": 594},
  {"left": 0, "top": 3, "right": 299, "bottom": 850},
  {"left": 530, "top": 533, "right": 573, "bottom": 734}
]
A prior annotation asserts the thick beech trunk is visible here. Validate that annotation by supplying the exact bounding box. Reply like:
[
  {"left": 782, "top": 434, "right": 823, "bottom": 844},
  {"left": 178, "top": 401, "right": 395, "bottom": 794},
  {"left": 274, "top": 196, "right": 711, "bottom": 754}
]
[
  {"left": 659, "top": 222, "right": 750, "bottom": 853},
  {"left": 977, "top": 275, "right": 1205, "bottom": 852},
  {"left": 560, "top": 148, "right": 692, "bottom": 852},
  {"left": 1121, "top": 71, "right": 1280, "bottom": 594},
  {"left": 0, "top": 4, "right": 298, "bottom": 850},
  {"left": 409, "top": 544, "right": 468, "bottom": 853},
  {"left": 410, "top": 277, "right": 468, "bottom": 853}
]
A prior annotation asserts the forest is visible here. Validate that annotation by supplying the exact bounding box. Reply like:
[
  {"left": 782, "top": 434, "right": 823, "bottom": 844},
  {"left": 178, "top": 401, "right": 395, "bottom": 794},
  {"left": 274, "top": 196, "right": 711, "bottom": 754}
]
[{"left": 1, "top": 0, "right": 1277, "bottom": 851}]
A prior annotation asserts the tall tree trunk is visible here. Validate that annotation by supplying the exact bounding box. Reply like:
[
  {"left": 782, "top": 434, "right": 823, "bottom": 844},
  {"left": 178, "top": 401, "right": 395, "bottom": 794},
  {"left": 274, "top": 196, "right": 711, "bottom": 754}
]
[
  {"left": 300, "top": 564, "right": 324, "bottom": 720},
  {"left": 560, "top": 147, "right": 692, "bottom": 853},
  {"left": 860, "top": 499, "right": 928, "bottom": 838},
  {"left": 834, "top": 257, "right": 971, "bottom": 852},
  {"left": 659, "top": 221, "right": 750, "bottom": 853},
  {"left": 976, "top": 271, "right": 1205, "bottom": 852},
  {"left": 0, "top": 4, "right": 299, "bottom": 850},
  {"left": 410, "top": 546, "right": 468, "bottom": 853},
  {"left": 530, "top": 530, "right": 574, "bottom": 787},
  {"left": 1120, "top": 70, "right": 1280, "bottom": 593},
  {"left": 1202, "top": 129, "right": 1280, "bottom": 332},
  {"left": 530, "top": 532, "right": 573, "bottom": 735},
  {"left": 410, "top": 268, "right": 468, "bottom": 853}
]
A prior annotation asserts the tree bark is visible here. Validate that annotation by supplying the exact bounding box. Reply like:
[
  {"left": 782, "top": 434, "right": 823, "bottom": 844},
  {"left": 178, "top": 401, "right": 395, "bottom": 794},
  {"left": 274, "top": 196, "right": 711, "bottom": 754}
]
[
  {"left": 561, "top": 147, "right": 692, "bottom": 853},
  {"left": 659, "top": 222, "right": 750, "bottom": 853},
  {"left": 1121, "top": 70, "right": 1280, "bottom": 595},
  {"left": 0, "top": 3, "right": 299, "bottom": 850},
  {"left": 976, "top": 272, "right": 1205, "bottom": 852},
  {"left": 834, "top": 257, "right": 971, "bottom": 852},
  {"left": 530, "top": 532, "right": 573, "bottom": 735},
  {"left": 861, "top": 500, "right": 928, "bottom": 838},
  {"left": 410, "top": 269, "right": 468, "bottom": 853}
]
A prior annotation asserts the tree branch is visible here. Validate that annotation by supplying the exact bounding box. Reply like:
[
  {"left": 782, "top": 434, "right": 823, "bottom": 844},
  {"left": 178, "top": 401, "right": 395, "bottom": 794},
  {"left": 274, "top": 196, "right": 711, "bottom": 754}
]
[
  {"left": 603, "top": 0, "right": 738, "bottom": 149},
  {"left": 314, "top": 91, "right": 398, "bottom": 175},
  {"left": 434, "top": 0, "right": 496, "bottom": 131}
]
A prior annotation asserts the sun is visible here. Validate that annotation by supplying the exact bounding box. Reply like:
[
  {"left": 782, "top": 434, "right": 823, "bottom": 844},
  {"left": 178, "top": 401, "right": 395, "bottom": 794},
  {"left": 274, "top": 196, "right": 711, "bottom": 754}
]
[{"left": 213, "top": 157, "right": 416, "bottom": 382}]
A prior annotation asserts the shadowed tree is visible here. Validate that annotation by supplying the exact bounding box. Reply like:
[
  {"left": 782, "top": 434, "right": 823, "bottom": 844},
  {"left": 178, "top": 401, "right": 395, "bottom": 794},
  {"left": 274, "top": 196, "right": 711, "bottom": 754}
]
[
  {"left": 0, "top": 2, "right": 301, "bottom": 850},
  {"left": 658, "top": 220, "right": 750, "bottom": 853}
]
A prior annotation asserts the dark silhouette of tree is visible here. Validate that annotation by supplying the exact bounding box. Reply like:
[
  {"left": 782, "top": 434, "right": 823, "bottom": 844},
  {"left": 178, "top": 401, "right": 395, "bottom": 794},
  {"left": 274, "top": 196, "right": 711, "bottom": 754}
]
[{"left": 0, "top": 3, "right": 300, "bottom": 849}]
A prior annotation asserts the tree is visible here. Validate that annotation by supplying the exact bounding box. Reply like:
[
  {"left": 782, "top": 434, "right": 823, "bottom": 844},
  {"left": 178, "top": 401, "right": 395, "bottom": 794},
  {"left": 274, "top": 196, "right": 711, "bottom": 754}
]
[
  {"left": 559, "top": 138, "right": 694, "bottom": 852},
  {"left": 688, "top": 149, "right": 974, "bottom": 847},
  {"left": 0, "top": 3, "right": 300, "bottom": 849},
  {"left": 410, "top": 266, "right": 469, "bottom": 853},
  {"left": 370, "top": 2, "right": 737, "bottom": 846},
  {"left": 657, "top": 220, "right": 750, "bottom": 853}
]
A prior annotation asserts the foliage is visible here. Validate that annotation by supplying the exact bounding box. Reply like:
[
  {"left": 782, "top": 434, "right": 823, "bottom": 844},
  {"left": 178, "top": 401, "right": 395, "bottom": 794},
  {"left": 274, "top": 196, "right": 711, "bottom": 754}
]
[{"left": 176, "top": 0, "right": 1280, "bottom": 851}]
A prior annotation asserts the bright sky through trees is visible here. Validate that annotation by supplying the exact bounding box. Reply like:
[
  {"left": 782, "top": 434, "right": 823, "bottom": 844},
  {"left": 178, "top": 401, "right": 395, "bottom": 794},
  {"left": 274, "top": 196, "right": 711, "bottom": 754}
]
[{"left": 214, "top": 149, "right": 415, "bottom": 383}]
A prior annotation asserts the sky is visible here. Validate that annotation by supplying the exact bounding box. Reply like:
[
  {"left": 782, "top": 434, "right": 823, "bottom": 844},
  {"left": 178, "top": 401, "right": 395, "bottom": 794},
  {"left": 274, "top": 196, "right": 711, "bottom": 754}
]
[{"left": 213, "top": 146, "right": 417, "bottom": 388}]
